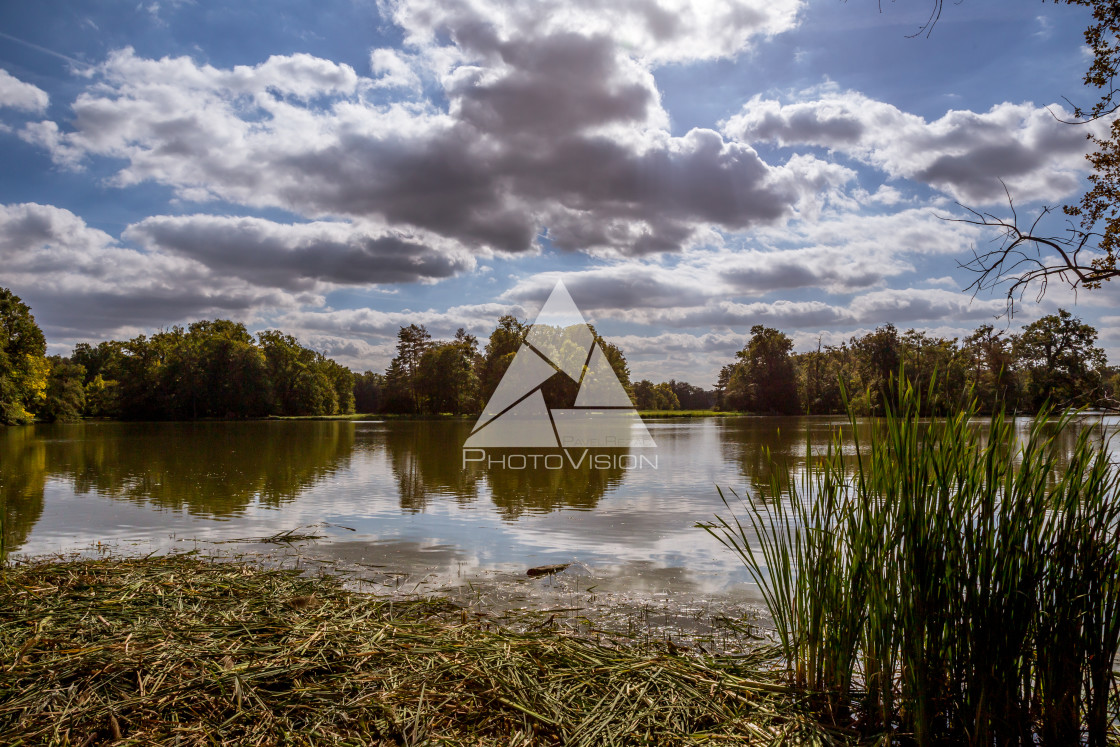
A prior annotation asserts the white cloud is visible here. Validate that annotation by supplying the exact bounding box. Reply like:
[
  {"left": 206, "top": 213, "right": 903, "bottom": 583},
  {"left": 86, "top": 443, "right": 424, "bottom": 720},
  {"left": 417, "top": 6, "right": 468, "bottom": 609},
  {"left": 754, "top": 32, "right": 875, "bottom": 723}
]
[
  {"left": 385, "top": 0, "right": 805, "bottom": 66},
  {"left": 0, "top": 202, "right": 314, "bottom": 339},
  {"left": 724, "top": 89, "right": 1105, "bottom": 204},
  {"left": 0, "top": 69, "right": 49, "bottom": 112},
  {"left": 125, "top": 214, "right": 478, "bottom": 290},
  {"left": 24, "top": 22, "right": 846, "bottom": 258},
  {"left": 369, "top": 48, "right": 423, "bottom": 90}
]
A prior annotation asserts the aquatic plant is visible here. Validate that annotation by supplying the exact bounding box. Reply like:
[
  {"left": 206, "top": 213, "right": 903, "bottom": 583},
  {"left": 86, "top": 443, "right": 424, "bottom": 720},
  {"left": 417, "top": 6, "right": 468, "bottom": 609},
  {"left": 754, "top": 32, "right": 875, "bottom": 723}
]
[{"left": 704, "top": 380, "right": 1120, "bottom": 745}]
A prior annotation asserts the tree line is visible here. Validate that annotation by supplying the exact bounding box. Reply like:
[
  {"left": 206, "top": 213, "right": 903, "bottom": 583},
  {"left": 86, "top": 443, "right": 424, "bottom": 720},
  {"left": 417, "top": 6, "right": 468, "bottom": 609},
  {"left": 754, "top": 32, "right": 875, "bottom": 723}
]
[
  {"left": 1, "top": 288, "right": 355, "bottom": 423},
  {"left": 718, "top": 313, "right": 1118, "bottom": 415},
  {"left": 2, "top": 285, "right": 1116, "bottom": 424}
]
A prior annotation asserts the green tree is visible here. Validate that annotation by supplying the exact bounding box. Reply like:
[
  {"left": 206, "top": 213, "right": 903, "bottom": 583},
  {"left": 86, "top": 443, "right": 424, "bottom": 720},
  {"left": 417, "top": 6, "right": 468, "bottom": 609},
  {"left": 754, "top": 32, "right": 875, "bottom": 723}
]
[
  {"left": 666, "top": 379, "right": 712, "bottom": 409},
  {"left": 795, "top": 341, "right": 861, "bottom": 415},
  {"left": 321, "top": 358, "right": 356, "bottom": 415},
  {"left": 0, "top": 288, "right": 49, "bottom": 425},
  {"left": 353, "top": 371, "right": 385, "bottom": 413},
  {"left": 852, "top": 324, "right": 902, "bottom": 413},
  {"left": 258, "top": 330, "right": 337, "bottom": 416},
  {"left": 632, "top": 379, "right": 679, "bottom": 410},
  {"left": 477, "top": 315, "right": 528, "bottom": 405},
  {"left": 416, "top": 330, "right": 479, "bottom": 414},
  {"left": 41, "top": 358, "right": 86, "bottom": 422},
  {"left": 1014, "top": 309, "right": 1108, "bottom": 409},
  {"left": 727, "top": 325, "right": 800, "bottom": 414},
  {"left": 962, "top": 324, "right": 1021, "bottom": 413},
  {"left": 386, "top": 324, "right": 433, "bottom": 413}
]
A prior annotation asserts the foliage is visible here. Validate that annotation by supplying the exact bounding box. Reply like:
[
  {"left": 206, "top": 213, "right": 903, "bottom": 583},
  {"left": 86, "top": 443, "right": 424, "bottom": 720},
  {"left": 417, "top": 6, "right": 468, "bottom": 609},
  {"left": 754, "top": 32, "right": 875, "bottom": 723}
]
[
  {"left": 1015, "top": 308, "right": 1108, "bottom": 409},
  {"left": 931, "top": 2, "right": 1120, "bottom": 308},
  {"left": 0, "top": 288, "right": 49, "bottom": 425},
  {"left": 64, "top": 323, "right": 354, "bottom": 420},
  {"left": 633, "top": 380, "right": 681, "bottom": 410},
  {"left": 703, "top": 382, "right": 1120, "bottom": 745},
  {"left": 720, "top": 310, "right": 1111, "bottom": 415},
  {"left": 40, "top": 357, "right": 86, "bottom": 423},
  {"left": 353, "top": 370, "right": 385, "bottom": 413},
  {"left": 722, "top": 326, "right": 799, "bottom": 414}
]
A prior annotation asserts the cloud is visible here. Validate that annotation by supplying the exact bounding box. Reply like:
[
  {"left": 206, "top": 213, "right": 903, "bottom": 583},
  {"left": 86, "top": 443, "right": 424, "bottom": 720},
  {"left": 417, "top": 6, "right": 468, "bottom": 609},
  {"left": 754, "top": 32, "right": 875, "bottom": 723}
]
[
  {"left": 24, "top": 11, "right": 845, "bottom": 258},
  {"left": 369, "top": 49, "right": 423, "bottom": 90},
  {"left": 386, "top": 0, "right": 805, "bottom": 66},
  {"left": 125, "top": 214, "right": 477, "bottom": 290},
  {"left": 0, "top": 202, "right": 313, "bottom": 339},
  {"left": 0, "top": 69, "right": 49, "bottom": 112},
  {"left": 723, "top": 89, "right": 1103, "bottom": 203}
]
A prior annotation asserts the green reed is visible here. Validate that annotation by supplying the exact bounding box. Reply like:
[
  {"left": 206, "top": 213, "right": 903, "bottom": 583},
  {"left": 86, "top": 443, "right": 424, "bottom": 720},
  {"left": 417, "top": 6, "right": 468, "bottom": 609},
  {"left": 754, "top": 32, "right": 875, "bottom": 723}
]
[{"left": 703, "top": 380, "right": 1120, "bottom": 745}]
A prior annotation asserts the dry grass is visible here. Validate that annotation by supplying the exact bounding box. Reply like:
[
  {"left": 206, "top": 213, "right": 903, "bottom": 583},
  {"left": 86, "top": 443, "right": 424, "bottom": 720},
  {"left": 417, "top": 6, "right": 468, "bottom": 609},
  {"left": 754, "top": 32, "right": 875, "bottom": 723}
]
[{"left": 0, "top": 554, "right": 838, "bottom": 746}]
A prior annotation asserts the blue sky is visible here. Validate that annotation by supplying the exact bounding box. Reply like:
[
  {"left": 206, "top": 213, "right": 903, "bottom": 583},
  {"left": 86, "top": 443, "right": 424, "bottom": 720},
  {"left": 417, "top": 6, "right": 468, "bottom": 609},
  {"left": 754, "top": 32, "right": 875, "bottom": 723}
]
[{"left": 1, "top": 0, "right": 1117, "bottom": 385}]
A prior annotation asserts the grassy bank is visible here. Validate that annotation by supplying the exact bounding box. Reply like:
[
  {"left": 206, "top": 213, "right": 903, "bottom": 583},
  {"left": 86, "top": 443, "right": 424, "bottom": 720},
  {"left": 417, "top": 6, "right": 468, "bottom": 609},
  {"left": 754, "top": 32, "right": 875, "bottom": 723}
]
[{"left": 0, "top": 554, "right": 837, "bottom": 746}]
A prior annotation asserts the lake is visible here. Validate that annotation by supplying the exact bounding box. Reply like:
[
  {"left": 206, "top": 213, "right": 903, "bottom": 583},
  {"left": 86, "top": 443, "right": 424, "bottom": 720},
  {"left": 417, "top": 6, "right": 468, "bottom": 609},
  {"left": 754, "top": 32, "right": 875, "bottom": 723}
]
[{"left": 3, "top": 415, "right": 1118, "bottom": 612}]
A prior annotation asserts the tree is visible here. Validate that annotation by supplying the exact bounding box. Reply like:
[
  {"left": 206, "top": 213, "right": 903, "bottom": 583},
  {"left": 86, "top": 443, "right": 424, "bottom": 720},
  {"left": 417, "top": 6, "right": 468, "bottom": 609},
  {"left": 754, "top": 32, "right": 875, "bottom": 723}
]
[
  {"left": 795, "top": 340, "right": 861, "bottom": 415},
  {"left": 962, "top": 324, "right": 1021, "bottom": 412},
  {"left": 666, "top": 379, "right": 713, "bottom": 410},
  {"left": 41, "top": 357, "right": 86, "bottom": 422},
  {"left": 353, "top": 371, "right": 385, "bottom": 413},
  {"left": 726, "top": 325, "right": 800, "bottom": 414},
  {"left": 477, "top": 316, "right": 527, "bottom": 406},
  {"left": 1013, "top": 309, "right": 1108, "bottom": 409},
  {"left": 416, "top": 330, "right": 480, "bottom": 414},
  {"left": 258, "top": 330, "right": 337, "bottom": 416},
  {"left": 386, "top": 324, "right": 432, "bottom": 413},
  {"left": 0, "top": 288, "right": 49, "bottom": 425},
  {"left": 926, "top": 2, "right": 1120, "bottom": 309},
  {"left": 852, "top": 324, "right": 903, "bottom": 413},
  {"left": 632, "top": 380, "right": 681, "bottom": 410}
]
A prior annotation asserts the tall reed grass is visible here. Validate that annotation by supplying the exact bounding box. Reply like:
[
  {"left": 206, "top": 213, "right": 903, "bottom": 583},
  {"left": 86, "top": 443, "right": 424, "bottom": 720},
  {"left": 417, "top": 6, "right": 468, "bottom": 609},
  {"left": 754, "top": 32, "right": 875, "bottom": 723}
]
[{"left": 703, "top": 381, "right": 1120, "bottom": 745}]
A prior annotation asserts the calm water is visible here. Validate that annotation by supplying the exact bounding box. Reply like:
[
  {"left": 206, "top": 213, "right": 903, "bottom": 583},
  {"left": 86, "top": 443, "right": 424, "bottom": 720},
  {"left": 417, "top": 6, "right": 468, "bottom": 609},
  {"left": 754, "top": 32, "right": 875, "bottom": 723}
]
[{"left": 3, "top": 416, "right": 1118, "bottom": 603}]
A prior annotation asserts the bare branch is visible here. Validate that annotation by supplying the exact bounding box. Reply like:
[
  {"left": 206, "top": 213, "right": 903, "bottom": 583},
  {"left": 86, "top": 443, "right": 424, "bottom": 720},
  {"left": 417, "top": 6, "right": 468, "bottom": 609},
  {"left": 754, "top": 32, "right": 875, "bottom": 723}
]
[{"left": 948, "top": 187, "right": 1117, "bottom": 317}]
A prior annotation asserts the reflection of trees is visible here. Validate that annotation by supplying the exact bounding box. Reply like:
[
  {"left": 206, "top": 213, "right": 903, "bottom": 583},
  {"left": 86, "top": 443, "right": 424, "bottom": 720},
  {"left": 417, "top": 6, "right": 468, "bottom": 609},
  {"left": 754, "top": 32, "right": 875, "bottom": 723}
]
[
  {"left": 381, "top": 421, "right": 629, "bottom": 517},
  {"left": 720, "top": 416, "right": 852, "bottom": 497},
  {"left": 383, "top": 420, "right": 481, "bottom": 513},
  {"left": 39, "top": 421, "right": 353, "bottom": 517},
  {"left": 720, "top": 414, "right": 1117, "bottom": 499},
  {"left": 0, "top": 427, "right": 47, "bottom": 556},
  {"left": 483, "top": 450, "right": 628, "bottom": 519}
]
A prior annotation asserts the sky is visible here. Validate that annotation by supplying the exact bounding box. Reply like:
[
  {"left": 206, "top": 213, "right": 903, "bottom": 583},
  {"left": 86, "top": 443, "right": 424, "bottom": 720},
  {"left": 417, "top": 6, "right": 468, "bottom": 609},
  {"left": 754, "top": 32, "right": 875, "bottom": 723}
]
[{"left": 1, "top": 0, "right": 1118, "bottom": 386}]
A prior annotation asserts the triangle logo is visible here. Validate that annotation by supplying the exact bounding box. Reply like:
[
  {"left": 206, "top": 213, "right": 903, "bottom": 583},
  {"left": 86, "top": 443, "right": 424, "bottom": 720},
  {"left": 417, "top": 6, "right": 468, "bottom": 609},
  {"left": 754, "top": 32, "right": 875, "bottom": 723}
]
[{"left": 464, "top": 280, "right": 655, "bottom": 449}]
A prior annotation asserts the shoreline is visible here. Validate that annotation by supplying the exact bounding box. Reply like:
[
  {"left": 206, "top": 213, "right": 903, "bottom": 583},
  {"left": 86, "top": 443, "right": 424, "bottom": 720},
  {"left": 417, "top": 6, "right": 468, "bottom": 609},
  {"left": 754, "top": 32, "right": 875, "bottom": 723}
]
[{"left": 0, "top": 554, "right": 826, "bottom": 745}]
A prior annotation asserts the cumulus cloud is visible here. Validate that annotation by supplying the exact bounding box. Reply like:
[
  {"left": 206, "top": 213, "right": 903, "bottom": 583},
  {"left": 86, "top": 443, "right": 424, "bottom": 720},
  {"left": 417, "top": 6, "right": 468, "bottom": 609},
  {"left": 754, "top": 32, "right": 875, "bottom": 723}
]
[
  {"left": 0, "top": 69, "right": 49, "bottom": 112},
  {"left": 24, "top": 2, "right": 843, "bottom": 258},
  {"left": 386, "top": 0, "right": 804, "bottom": 66},
  {"left": 723, "top": 89, "right": 1104, "bottom": 203},
  {"left": 125, "top": 215, "right": 477, "bottom": 290},
  {"left": 369, "top": 48, "right": 423, "bottom": 90},
  {"left": 0, "top": 202, "right": 314, "bottom": 339}
]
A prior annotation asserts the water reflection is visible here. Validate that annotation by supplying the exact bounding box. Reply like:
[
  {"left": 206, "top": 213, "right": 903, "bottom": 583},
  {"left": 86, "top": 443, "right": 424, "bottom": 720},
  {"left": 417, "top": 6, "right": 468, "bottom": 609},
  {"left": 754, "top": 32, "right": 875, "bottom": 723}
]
[
  {"left": 379, "top": 420, "right": 631, "bottom": 518},
  {"left": 1, "top": 415, "right": 1116, "bottom": 561},
  {"left": 1, "top": 422, "right": 354, "bottom": 529},
  {"left": 718, "top": 415, "right": 1119, "bottom": 499},
  {"left": 0, "top": 427, "right": 47, "bottom": 554},
  {"left": 381, "top": 420, "right": 481, "bottom": 512}
]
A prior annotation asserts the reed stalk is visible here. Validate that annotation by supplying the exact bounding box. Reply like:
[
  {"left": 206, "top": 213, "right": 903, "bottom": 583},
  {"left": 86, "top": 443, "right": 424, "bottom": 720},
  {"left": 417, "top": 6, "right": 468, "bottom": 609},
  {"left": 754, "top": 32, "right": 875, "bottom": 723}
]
[{"left": 703, "top": 377, "right": 1120, "bottom": 745}]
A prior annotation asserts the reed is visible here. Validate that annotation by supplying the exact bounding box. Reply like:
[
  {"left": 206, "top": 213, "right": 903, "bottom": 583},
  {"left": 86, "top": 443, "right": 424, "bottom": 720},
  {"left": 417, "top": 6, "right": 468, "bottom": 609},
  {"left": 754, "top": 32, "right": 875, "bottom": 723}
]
[{"left": 703, "top": 379, "right": 1120, "bottom": 745}]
